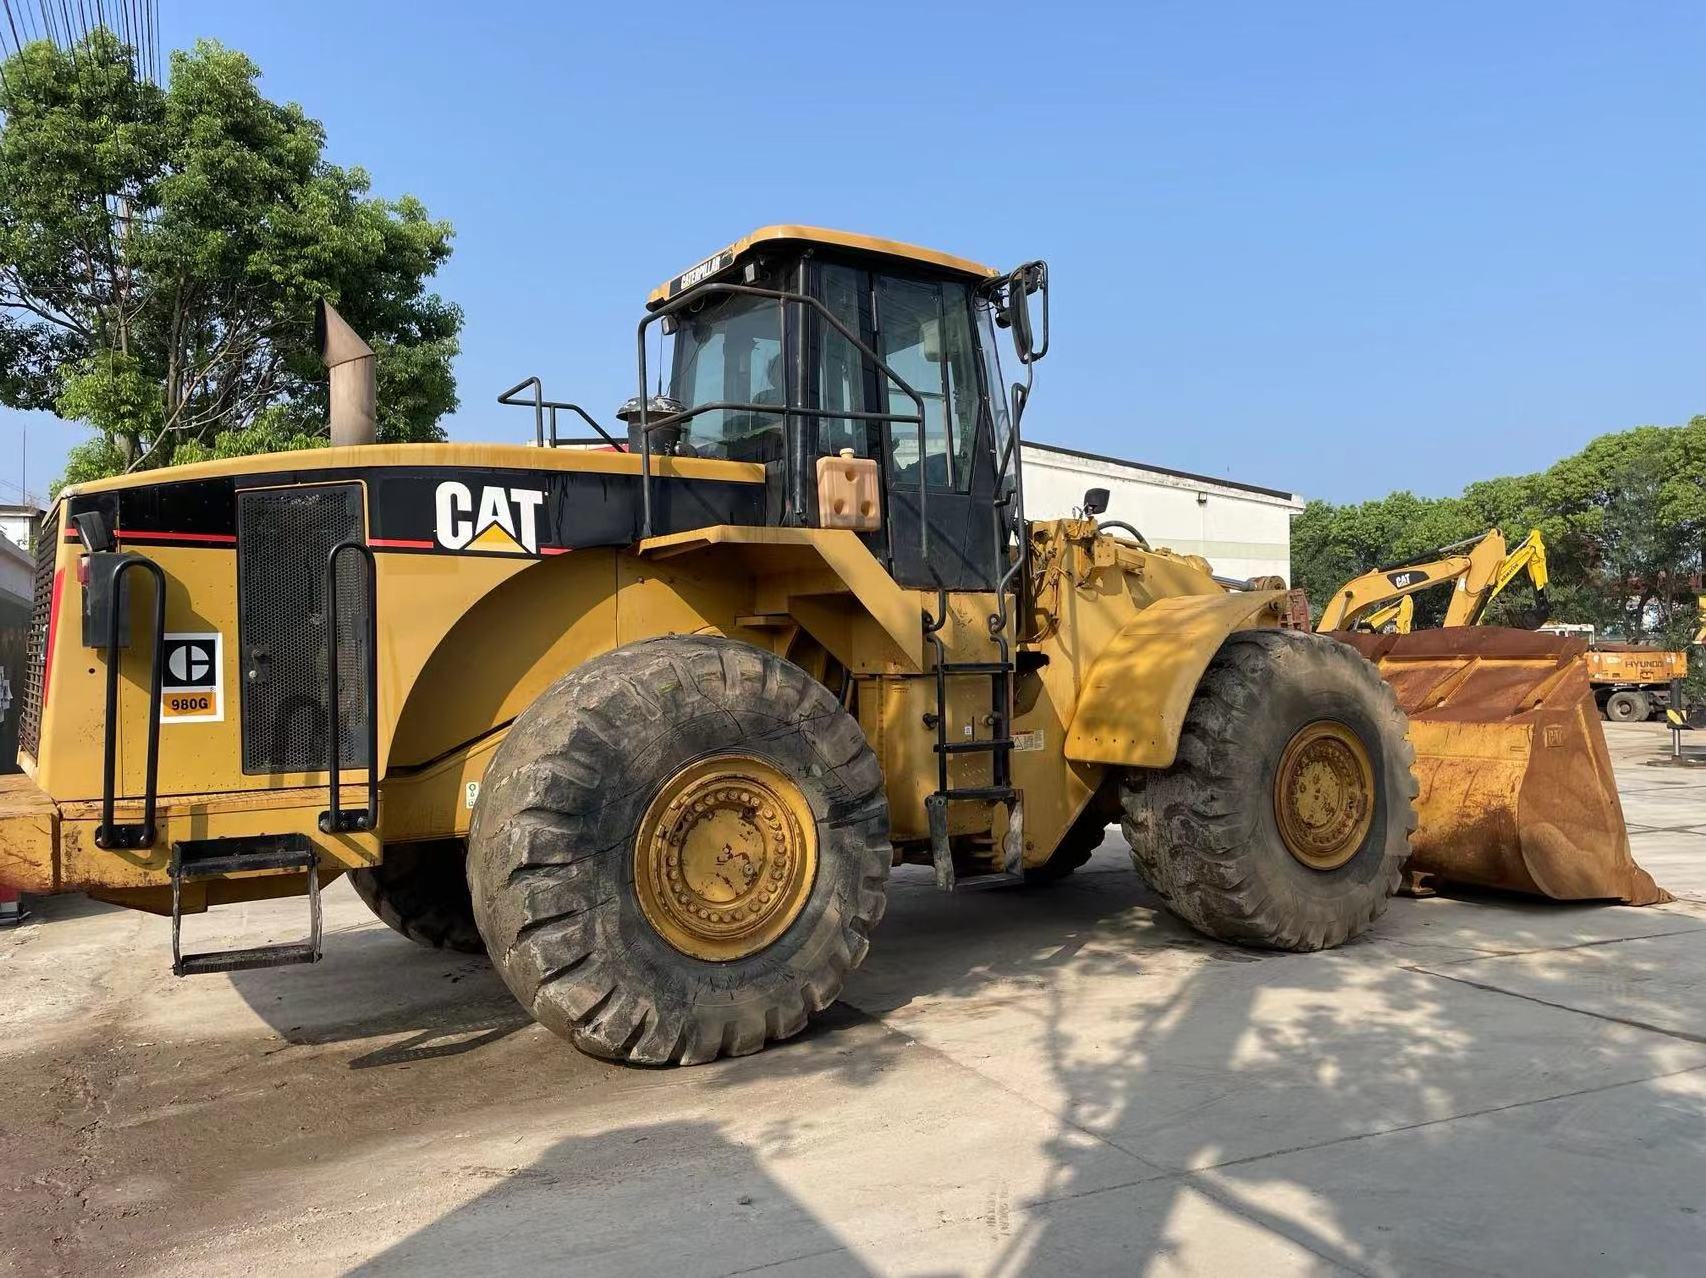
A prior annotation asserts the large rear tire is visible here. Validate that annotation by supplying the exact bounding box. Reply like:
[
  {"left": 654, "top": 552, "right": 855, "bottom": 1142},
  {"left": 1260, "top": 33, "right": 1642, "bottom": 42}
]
[
  {"left": 349, "top": 840, "right": 485, "bottom": 954},
  {"left": 1024, "top": 796, "right": 1117, "bottom": 884},
  {"left": 466, "top": 636, "right": 891, "bottom": 1065},
  {"left": 1120, "top": 629, "right": 1416, "bottom": 951}
]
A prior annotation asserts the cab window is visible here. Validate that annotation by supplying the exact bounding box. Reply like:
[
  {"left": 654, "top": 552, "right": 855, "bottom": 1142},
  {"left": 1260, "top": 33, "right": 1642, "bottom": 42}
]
[
  {"left": 812, "top": 265, "right": 985, "bottom": 490},
  {"left": 667, "top": 291, "right": 785, "bottom": 461},
  {"left": 876, "top": 275, "right": 982, "bottom": 490}
]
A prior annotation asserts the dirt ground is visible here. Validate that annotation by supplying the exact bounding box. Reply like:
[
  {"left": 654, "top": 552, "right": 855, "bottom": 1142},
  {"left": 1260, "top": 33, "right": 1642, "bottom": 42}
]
[{"left": 2, "top": 720, "right": 1704, "bottom": 1276}]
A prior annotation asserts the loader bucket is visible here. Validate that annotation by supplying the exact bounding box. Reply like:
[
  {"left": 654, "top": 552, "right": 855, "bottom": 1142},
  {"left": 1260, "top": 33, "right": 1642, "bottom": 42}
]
[{"left": 1336, "top": 629, "right": 1670, "bottom": 906}]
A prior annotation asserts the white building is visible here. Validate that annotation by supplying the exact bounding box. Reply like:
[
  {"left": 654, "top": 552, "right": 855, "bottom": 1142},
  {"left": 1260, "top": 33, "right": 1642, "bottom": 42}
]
[
  {"left": 1021, "top": 441, "right": 1304, "bottom": 583},
  {"left": 0, "top": 504, "right": 42, "bottom": 556}
]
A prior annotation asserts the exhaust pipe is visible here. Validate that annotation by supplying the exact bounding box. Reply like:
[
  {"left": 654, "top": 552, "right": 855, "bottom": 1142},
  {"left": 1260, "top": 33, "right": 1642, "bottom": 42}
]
[{"left": 316, "top": 299, "right": 376, "bottom": 446}]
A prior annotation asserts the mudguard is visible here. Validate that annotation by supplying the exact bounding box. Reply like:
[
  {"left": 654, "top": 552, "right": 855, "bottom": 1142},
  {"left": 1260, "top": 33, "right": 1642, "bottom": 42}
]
[{"left": 1064, "top": 589, "right": 1288, "bottom": 769}]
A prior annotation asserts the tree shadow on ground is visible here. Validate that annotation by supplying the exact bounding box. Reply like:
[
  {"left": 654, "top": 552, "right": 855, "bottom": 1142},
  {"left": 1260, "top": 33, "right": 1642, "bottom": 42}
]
[
  {"left": 698, "top": 843, "right": 1706, "bottom": 1274},
  {"left": 325, "top": 833, "right": 1706, "bottom": 1275},
  {"left": 347, "top": 1119, "right": 882, "bottom": 1277},
  {"left": 63, "top": 790, "right": 1701, "bottom": 1277}
]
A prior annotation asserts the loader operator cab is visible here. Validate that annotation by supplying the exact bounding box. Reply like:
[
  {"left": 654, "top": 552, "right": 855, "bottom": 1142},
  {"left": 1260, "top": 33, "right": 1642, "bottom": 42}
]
[{"left": 632, "top": 227, "right": 1049, "bottom": 592}]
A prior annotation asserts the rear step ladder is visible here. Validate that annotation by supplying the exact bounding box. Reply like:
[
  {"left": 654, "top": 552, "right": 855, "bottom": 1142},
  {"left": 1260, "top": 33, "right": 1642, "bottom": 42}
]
[{"left": 170, "top": 835, "right": 323, "bottom": 976}]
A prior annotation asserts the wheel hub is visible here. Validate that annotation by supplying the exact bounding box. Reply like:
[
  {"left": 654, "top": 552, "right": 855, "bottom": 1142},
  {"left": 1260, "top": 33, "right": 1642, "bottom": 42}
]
[
  {"left": 633, "top": 756, "right": 818, "bottom": 961},
  {"left": 1273, "top": 720, "right": 1375, "bottom": 871}
]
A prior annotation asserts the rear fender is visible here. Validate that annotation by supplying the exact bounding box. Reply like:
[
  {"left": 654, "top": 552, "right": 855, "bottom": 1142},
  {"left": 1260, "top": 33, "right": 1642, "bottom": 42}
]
[{"left": 1064, "top": 590, "right": 1288, "bottom": 768}]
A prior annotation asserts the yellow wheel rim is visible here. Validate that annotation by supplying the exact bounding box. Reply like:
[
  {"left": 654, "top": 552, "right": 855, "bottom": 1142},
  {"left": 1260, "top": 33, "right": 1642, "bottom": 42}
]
[
  {"left": 633, "top": 755, "right": 819, "bottom": 961},
  {"left": 1272, "top": 720, "right": 1375, "bottom": 872}
]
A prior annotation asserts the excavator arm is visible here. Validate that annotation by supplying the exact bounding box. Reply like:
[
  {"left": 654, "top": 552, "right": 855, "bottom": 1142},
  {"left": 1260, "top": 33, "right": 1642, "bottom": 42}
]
[
  {"left": 1360, "top": 595, "right": 1416, "bottom": 635},
  {"left": 1318, "top": 529, "right": 1551, "bottom": 634},
  {"left": 1315, "top": 532, "right": 1505, "bottom": 632},
  {"left": 1444, "top": 528, "right": 1550, "bottom": 627}
]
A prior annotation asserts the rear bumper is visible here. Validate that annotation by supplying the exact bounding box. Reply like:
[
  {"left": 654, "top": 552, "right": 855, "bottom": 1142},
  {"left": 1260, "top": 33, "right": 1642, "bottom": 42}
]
[
  {"left": 0, "top": 773, "right": 59, "bottom": 893},
  {"left": 0, "top": 778, "right": 379, "bottom": 897}
]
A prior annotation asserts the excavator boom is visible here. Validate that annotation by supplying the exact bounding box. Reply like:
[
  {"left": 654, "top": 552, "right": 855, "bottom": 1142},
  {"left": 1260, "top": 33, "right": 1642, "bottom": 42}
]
[
  {"left": 1315, "top": 532, "right": 1502, "bottom": 633},
  {"left": 1317, "top": 528, "right": 1551, "bottom": 634}
]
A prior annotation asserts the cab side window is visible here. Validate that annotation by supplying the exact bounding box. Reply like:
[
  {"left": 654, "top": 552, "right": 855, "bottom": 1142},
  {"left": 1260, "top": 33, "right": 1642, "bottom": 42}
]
[
  {"left": 668, "top": 291, "right": 785, "bottom": 461},
  {"left": 811, "top": 266, "right": 985, "bottom": 491},
  {"left": 816, "top": 264, "right": 867, "bottom": 460},
  {"left": 876, "top": 275, "right": 982, "bottom": 490}
]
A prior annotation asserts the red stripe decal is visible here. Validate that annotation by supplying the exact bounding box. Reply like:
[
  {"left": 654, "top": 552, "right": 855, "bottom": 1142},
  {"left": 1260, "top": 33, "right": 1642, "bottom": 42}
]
[
  {"left": 41, "top": 568, "right": 64, "bottom": 711},
  {"left": 115, "top": 530, "right": 237, "bottom": 545},
  {"left": 541, "top": 546, "right": 569, "bottom": 556},
  {"left": 369, "top": 537, "right": 436, "bottom": 550}
]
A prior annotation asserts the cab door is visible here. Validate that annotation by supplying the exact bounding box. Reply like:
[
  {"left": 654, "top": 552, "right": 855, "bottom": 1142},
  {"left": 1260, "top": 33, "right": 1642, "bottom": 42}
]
[{"left": 806, "top": 262, "right": 1004, "bottom": 591}]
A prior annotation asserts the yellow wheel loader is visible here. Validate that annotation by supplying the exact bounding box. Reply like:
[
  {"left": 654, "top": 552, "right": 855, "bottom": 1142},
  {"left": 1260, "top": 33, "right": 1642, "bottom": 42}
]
[{"left": 0, "top": 226, "right": 1645, "bottom": 1065}]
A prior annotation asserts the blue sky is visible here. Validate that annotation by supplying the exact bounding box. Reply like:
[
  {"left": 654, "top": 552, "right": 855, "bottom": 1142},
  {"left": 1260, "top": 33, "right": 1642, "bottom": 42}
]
[{"left": 2, "top": 0, "right": 1701, "bottom": 505}]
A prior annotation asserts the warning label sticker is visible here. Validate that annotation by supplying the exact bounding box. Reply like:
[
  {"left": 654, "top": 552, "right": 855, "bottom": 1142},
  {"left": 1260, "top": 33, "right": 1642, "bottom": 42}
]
[{"left": 161, "top": 632, "right": 223, "bottom": 723}]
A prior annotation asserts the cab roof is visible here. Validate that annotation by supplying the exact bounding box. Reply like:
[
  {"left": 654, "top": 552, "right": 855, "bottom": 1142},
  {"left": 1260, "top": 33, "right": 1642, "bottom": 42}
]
[{"left": 647, "top": 225, "right": 1000, "bottom": 308}]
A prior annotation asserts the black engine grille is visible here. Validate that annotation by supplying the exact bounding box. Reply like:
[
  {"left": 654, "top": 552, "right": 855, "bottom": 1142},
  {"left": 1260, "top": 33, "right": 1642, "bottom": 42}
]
[
  {"left": 238, "top": 484, "right": 370, "bottom": 774},
  {"left": 18, "top": 513, "right": 58, "bottom": 759}
]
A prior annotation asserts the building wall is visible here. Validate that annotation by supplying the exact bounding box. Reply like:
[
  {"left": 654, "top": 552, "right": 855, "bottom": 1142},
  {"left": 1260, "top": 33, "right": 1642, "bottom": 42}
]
[
  {"left": 1020, "top": 442, "right": 1304, "bottom": 583},
  {"left": 0, "top": 537, "right": 30, "bottom": 773}
]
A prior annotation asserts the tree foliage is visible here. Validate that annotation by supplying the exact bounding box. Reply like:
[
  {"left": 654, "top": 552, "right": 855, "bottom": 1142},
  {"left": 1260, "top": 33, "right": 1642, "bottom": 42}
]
[
  {"left": 0, "top": 30, "right": 461, "bottom": 484},
  {"left": 1293, "top": 416, "right": 1706, "bottom": 651}
]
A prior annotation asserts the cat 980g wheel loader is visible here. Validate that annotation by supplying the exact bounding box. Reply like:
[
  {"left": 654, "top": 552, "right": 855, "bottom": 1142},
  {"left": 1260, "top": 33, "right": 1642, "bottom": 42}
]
[{"left": 0, "top": 226, "right": 1657, "bottom": 1065}]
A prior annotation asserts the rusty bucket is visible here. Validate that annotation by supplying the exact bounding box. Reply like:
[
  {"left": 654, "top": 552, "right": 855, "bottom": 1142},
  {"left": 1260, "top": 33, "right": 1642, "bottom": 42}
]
[{"left": 1337, "top": 629, "right": 1669, "bottom": 905}]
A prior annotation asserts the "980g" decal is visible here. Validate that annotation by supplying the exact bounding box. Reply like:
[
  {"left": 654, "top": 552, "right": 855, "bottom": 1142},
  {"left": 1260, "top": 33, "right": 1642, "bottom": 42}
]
[{"left": 161, "top": 633, "right": 223, "bottom": 724}]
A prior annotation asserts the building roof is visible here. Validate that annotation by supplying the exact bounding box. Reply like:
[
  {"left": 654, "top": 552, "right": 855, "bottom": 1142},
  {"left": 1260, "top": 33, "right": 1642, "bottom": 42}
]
[
  {"left": 648, "top": 225, "right": 1000, "bottom": 307},
  {"left": 1022, "top": 439, "right": 1302, "bottom": 505}
]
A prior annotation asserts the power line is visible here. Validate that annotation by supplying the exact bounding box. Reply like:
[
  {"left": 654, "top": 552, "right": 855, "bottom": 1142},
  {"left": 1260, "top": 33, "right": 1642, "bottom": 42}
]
[{"left": 1, "top": 2, "right": 24, "bottom": 55}]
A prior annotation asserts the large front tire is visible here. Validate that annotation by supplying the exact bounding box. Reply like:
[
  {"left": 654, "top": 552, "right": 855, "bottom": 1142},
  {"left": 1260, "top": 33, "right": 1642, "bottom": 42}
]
[
  {"left": 1120, "top": 629, "right": 1416, "bottom": 951},
  {"left": 466, "top": 636, "right": 891, "bottom": 1065}
]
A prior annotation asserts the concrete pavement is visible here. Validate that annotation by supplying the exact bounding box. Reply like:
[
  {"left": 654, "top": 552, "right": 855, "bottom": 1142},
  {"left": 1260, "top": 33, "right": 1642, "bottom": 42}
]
[{"left": 2, "top": 720, "right": 1703, "bottom": 1276}]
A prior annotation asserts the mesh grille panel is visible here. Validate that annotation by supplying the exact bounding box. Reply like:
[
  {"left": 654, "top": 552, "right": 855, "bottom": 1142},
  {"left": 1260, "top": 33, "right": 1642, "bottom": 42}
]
[
  {"left": 238, "top": 485, "right": 369, "bottom": 774},
  {"left": 18, "top": 514, "right": 57, "bottom": 758}
]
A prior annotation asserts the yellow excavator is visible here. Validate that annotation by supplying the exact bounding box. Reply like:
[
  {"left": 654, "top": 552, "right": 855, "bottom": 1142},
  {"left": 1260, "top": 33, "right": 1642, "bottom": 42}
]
[
  {"left": 1318, "top": 528, "right": 1663, "bottom": 906},
  {"left": 1316, "top": 529, "right": 1550, "bottom": 634}
]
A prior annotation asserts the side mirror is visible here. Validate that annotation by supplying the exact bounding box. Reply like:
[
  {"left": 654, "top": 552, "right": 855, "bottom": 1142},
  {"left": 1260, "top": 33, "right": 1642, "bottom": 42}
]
[
  {"left": 1081, "top": 487, "right": 1110, "bottom": 517},
  {"left": 1001, "top": 262, "right": 1049, "bottom": 364},
  {"left": 1008, "top": 281, "right": 1034, "bottom": 362}
]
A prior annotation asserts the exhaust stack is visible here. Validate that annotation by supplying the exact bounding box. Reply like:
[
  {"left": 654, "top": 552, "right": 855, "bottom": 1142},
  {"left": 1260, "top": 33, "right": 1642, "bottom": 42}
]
[{"left": 316, "top": 300, "right": 376, "bottom": 446}]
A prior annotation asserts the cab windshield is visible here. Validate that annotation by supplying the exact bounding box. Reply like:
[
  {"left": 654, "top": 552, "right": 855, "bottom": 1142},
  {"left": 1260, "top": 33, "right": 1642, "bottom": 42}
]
[
  {"left": 666, "top": 292, "right": 785, "bottom": 463},
  {"left": 660, "top": 258, "right": 991, "bottom": 488}
]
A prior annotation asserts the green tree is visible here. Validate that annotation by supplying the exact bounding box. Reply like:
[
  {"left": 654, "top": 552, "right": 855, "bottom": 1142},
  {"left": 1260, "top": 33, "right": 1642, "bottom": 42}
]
[
  {"left": 0, "top": 30, "right": 460, "bottom": 484},
  {"left": 1292, "top": 416, "right": 1706, "bottom": 643}
]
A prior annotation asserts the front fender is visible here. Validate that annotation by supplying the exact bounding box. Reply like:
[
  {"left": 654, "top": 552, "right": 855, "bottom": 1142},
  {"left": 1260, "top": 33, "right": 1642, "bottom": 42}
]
[{"left": 1064, "top": 590, "right": 1288, "bottom": 768}]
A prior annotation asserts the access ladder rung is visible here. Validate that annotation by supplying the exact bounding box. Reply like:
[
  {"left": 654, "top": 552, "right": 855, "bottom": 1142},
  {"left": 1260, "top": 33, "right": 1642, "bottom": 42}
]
[
  {"left": 175, "top": 849, "right": 315, "bottom": 880},
  {"left": 936, "top": 785, "right": 1016, "bottom": 803},
  {"left": 175, "top": 943, "right": 320, "bottom": 976},
  {"left": 935, "top": 738, "right": 1014, "bottom": 755},
  {"left": 937, "top": 662, "right": 1012, "bottom": 675}
]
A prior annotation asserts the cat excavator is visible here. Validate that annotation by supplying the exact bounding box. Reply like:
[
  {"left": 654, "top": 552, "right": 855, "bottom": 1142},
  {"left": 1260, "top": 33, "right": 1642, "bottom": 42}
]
[{"left": 1316, "top": 528, "right": 1550, "bottom": 634}]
